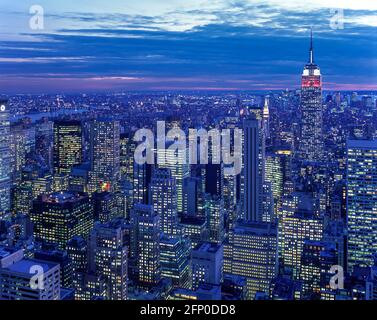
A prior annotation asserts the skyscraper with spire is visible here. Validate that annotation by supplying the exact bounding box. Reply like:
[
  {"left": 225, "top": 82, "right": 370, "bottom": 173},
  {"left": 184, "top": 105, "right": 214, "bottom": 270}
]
[{"left": 299, "top": 29, "right": 323, "bottom": 162}]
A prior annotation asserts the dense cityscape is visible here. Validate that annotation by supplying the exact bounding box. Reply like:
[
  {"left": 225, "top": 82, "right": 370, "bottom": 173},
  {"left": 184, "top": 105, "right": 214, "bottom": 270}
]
[{"left": 0, "top": 29, "right": 377, "bottom": 302}]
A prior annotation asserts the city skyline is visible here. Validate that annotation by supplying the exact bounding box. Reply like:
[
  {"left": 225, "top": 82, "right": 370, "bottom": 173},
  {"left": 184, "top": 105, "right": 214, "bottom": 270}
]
[{"left": 1, "top": 0, "right": 377, "bottom": 305}]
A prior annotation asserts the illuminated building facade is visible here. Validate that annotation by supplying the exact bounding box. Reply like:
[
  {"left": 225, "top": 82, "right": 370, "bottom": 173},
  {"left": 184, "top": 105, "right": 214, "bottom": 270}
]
[
  {"left": 149, "top": 168, "right": 179, "bottom": 237},
  {"left": 53, "top": 120, "right": 82, "bottom": 175},
  {"left": 224, "top": 221, "right": 278, "bottom": 299},
  {"left": 89, "top": 119, "right": 120, "bottom": 193},
  {"left": 88, "top": 221, "right": 128, "bottom": 300},
  {"left": 347, "top": 139, "right": 377, "bottom": 271},
  {"left": 0, "top": 100, "right": 11, "bottom": 217},
  {"left": 278, "top": 193, "right": 323, "bottom": 279},
  {"left": 299, "top": 31, "right": 323, "bottom": 161},
  {"left": 192, "top": 242, "right": 223, "bottom": 290},
  {"left": 30, "top": 191, "right": 94, "bottom": 250},
  {"left": 130, "top": 204, "right": 161, "bottom": 287}
]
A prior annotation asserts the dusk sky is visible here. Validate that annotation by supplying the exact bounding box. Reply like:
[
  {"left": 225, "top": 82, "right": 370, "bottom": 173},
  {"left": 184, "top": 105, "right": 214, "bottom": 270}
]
[{"left": 0, "top": 0, "right": 376, "bottom": 93}]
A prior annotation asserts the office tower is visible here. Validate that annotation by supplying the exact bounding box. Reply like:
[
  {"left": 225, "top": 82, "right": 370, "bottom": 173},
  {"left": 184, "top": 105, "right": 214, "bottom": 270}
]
[
  {"left": 224, "top": 221, "right": 278, "bottom": 299},
  {"left": 183, "top": 177, "right": 199, "bottom": 217},
  {"left": 73, "top": 272, "right": 107, "bottom": 300},
  {"left": 160, "top": 236, "right": 191, "bottom": 289},
  {"left": 299, "top": 30, "right": 323, "bottom": 161},
  {"left": 92, "top": 191, "right": 118, "bottom": 223},
  {"left": 35, "top": 118, "right": 54, "bottom": 170},
  {"left": 0, "top": 246, "right": 60, "bottom": 300},
  {"left": 34, "top": 249, "right": 73, "bottom": 289},
  {"left": 180, "top": 216, "right": 207, "bottom": 249},
  {"left": 0, "top": 100, "right": 11, "bottom": 218},
  {"left": 347, "top": 140, "right": 377, "bottom": 271},
  {"left": 31, "top": 172, "right": 53, "bottom": 198},
  {"left": 88, "top": 221, "right": 128, "bottom": 300},
  {"left": 243, "top": 116, "right": 262, "bottom": 222},
  {"left": 130, "top": 204, "right": 161, "bottom": 288},
  {"left": 299, "top": 240, "right": 337, "bottom": 299},
  {"left": 12, "top": 183, "right": 33, "bottom": 215},
  {"left": 67, "top": 236, "right": 88, "bottom": 274},
  {"left": 265, "top": 150, "right": 284, "bottom": 216},
  {"left": 262, "top": 182, "right": 274, "bottom": 223},
  {"left": 53, "top": 120, "right": 82, "bottom": 175},
  {"left": 89, "top": 119, "right": 120, "bottom": 193},
  {"left": 10, "top": 213, "right": 33, "bottom": 242},
  {"left": 31, "top": 192, "right": 93, "bottom": 250},
  {"left": 262, "top": 96, "right": 270, "bottom": 139},
  {"left": 10, "top": 121, "right": 35, "bottom": 183},
  {"left": 192, "top": 242, "right": 223, "bottom": 290},
  {"left": 279, "top": 192, "right": 324, "bottom": 278},
  {"left": 120, "top": 132, "right": 136, "bottom": 183},
  {"left": 149, "top": 168, "right": 179, "bottom": 237},
  {"left": 69, "top": 163, "right": 90, "bottom": 193},
  {"left": 204, "top": 194, "right": 225, "bottom": 244},
  {"left": 158, "top": 142, "right": 190, "bottom": 214},
  {"left": 133, "top": 162, "right": 152, "bottom": 205},
  {"left": 205, "top": 164, "right": 223, "bottom": 197}
]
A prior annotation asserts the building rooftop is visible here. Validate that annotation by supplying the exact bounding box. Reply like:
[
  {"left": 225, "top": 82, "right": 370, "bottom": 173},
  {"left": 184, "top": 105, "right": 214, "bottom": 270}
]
[
  {"left": 0, "top": 246, "right": 19, "bottom": 260},
  {"left": 4, "top": 258, "right": 58, "bottom": 275},
  {"left": 348, "top": 139, "right": 377, "bottom": 150},
  {"left": 194, "top": 242, "right": 222, "bottom": 254},
  {"left": 41, "top": 191, "right": 87, "bottom": 204}
]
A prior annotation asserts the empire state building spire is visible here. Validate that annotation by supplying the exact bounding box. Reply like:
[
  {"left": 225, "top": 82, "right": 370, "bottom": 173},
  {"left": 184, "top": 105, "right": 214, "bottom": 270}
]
[{"left": 309, "top": 28, "right": 314, "bottom": 64}]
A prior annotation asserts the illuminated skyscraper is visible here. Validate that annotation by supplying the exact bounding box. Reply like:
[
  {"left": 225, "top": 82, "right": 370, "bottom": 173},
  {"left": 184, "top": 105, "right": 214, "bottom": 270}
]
[
  {"left": 299, "top": 30, "right": 323, "bottom": 161},
  {"left": 10, "top": 121, "right": 35, "bottom": 183},
  {"left": 89, "top": 119, "right": 120, "bottom": 193},
  {"left": 130, "top": 204, "right": 161, "bottom": 288},
  {"left": 30, "top": 192, "right": 94, "bottom": 250},
  {"left": 133, "top": 162, "right": 152, "bottom": 205},
  {"left": 88, "top": 221, "right": 128, "bottom": 300},
  {"left": 92, "top": 191, "right": 118, "bottom": 223},
  {"left": 160, "top": 236, "right": 191, "bottom": 289},
  {"left": 243, "top": 116, "right": 262, "bottom": 222},
  {"left": 224, "top": 221, "right": 278, "bottom": 299},
  {"left": 192, "top": 242, "right": 223, "bottom": 290},
  {"left": 278, "top": 192, "right": 323, "bottom": 278},
  {"left": 0, "top": 100, "right": 11, "bottom": 218},
  {"left": 149, "top": 168, "right": 179, "bottom": 237},
  {"left": 158, "top": 142, "right": 190, "bottom": 214},
  {"left": 53, "top": 120, "right": 82, "bottom": 175},
  {"left": 204, "top": 193, "right": 225, "bottom": 245},
  {"left": 347, "top": 139, "right": 377, "bottom": 271},
  {"left": 120, "top": 132, "right": 136, "bottom": 183}
]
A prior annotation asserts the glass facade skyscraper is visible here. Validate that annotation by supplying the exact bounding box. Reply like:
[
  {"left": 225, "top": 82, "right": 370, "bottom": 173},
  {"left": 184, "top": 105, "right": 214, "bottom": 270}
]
[
  {"left": 0, "top": 100, "right": 11, "bottom": 218},
  {"left": 347, "top": 139, "right": 377, "bottom": 272}
]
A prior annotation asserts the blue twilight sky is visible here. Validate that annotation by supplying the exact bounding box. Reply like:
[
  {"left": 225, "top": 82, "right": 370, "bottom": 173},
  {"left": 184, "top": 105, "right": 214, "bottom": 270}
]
[{"left": 0, "top": 0, "right": 376, "bottom": 93}]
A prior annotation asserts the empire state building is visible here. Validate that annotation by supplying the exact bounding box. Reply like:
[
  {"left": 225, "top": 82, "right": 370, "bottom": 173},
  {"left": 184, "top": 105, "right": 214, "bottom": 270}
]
[{"left": 299, "top": 30, "right": 323, "bottom": 162}]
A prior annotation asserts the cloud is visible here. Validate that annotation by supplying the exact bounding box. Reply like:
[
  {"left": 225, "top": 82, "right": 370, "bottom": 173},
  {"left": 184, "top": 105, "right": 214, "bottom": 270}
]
[{"left": 0, "top": 1, "right": 376, "bottom": 92}]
